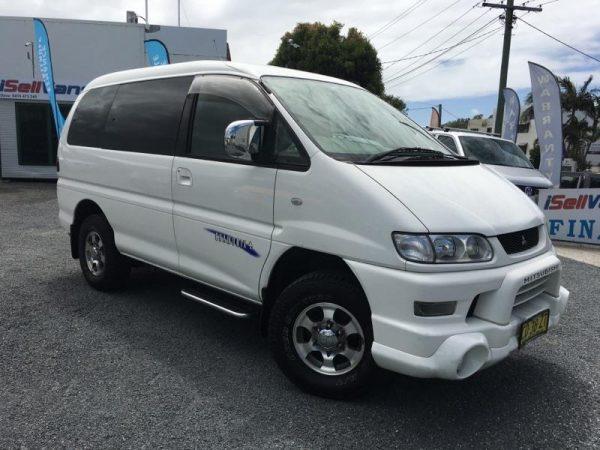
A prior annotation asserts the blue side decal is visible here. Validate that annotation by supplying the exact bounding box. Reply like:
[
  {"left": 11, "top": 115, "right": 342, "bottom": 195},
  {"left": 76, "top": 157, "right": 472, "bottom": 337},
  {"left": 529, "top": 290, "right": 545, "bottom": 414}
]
[{"left": 206, "top": 228, "right": 260, "bottom": 257}]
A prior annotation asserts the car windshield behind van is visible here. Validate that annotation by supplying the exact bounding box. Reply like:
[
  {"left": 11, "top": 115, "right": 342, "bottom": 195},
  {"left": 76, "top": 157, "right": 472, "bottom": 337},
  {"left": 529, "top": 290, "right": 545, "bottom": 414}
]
[
  {"left": 459, "top": 136, "right": 533, "bottom": 169},
  {"left": 262, "top": 76, "right": 454, "bottom": 163}
]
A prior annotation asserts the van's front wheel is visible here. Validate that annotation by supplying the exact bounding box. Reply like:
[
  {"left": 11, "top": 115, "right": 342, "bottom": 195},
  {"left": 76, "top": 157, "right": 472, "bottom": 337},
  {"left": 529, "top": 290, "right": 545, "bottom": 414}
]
[{"left": 268, "top": 271, "right": 375, "bottom": 398}]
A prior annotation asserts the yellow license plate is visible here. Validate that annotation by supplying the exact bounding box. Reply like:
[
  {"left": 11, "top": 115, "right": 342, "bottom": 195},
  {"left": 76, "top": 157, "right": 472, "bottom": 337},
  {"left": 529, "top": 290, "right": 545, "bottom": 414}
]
[{"left": 519, "top": 309, "right": 550, "bottom": 348}]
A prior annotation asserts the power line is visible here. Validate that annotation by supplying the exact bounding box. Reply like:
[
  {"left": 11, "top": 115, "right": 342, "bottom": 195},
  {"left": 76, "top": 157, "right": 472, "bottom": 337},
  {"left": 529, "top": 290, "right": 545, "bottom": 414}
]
[
  {"left": 368, "top": 0, "right": 429, "bottom": 40},
  {"left": 368, "top": 0, "right": 426, "bottom": 40},
  {"left": 387, "top": 25, "right": 502, "bottom": 89},
  {"left": 385, "top": 15, "right": 500, "bottom": 85},
  {"left": 383, "top": 1, "right": 482, "bottom": 71},
  {"left": 443, "top": 108, "right": 461, "bottom": 119},
  {"left": 377, "top": 0, "right": 463, "bottom": 51},
  {"left": 517, "top": 16, "right": 600, "bottom": 64},
  {"left": 381, "top": 29, "right": 495, "bottom": 64},
  {"left": 383, "top": 7, "right": 492, "bottom": 82},
  {"left": 389, "top": 29, "right": 501, "bottom": 89},
  {"left": 406, "top": 106, "right": 435, "bottom": 111}
]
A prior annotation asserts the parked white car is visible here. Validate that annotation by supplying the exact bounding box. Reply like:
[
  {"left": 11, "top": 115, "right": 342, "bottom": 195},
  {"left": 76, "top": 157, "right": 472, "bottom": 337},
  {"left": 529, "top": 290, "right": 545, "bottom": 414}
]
[
  {"left": 57, "top": 61, "right": 569, "bottom": 397},
  {"left": 430, "top": 129, "right": 553, "bottom": 199}
]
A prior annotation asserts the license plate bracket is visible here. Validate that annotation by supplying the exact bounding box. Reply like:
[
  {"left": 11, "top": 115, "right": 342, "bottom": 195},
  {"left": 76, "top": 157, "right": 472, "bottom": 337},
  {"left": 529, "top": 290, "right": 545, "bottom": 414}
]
[{"left": 518, "top": 309, "right": 550, "bottom": 348}]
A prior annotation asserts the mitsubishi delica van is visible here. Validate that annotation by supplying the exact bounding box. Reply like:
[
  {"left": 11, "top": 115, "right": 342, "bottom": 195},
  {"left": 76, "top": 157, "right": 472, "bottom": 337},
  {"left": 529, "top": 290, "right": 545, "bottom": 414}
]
[{"left": 57, "top": 61, "right": 569, "bottom": 397}]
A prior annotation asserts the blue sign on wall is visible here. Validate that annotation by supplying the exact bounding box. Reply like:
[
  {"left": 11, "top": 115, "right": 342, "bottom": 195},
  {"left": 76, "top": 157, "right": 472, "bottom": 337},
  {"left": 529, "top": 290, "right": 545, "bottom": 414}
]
[{"left": 144, "top": 39, "right": 170, "bottom": 66}]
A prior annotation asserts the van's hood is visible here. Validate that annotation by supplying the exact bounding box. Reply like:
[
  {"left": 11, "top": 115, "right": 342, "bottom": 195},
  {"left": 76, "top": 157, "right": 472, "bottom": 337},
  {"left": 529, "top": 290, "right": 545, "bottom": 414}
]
[
  {"left": 356, "top": 163, "right": 545, "bottom": 236},
  {"left": 484, "top": 164, "right": 553, "bottom": 189}
]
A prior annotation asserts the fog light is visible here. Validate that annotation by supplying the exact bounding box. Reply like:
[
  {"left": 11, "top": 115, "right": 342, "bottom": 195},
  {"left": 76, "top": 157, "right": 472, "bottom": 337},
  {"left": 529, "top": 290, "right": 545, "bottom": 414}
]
[{"left": 414, "top": 301, "right": 457, "bottom": 317}]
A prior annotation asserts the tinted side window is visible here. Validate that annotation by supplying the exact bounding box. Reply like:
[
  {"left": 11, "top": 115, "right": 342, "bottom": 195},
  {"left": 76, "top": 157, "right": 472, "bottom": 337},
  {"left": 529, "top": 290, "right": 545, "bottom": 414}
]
[
  {"left": 67, "top": 86, "right": 117, "bottom": 147},
  {"left": 189, "top": 76, "right": 273, "bottom": 161},
  {"left": 103, "top": 76, "right": 192, "bottom": 154},
  {"left": 437, "top": 135, "right": 458, "bottom": 153}
]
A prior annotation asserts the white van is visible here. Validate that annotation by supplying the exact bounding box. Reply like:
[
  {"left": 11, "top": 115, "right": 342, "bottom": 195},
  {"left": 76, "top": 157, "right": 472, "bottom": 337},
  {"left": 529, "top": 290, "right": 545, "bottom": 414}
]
[
  {"left": 57, "top": 61, "right": 569, "bottom": 397},
  {"left": 430, "top": 129, "right": 553, "bottom": 199}
]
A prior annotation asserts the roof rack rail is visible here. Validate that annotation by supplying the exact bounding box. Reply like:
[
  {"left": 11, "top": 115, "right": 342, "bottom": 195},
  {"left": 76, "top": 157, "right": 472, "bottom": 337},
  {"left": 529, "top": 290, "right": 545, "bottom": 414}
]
[{"left": 426, "top": 126, "right": 501, "bottom": 137}]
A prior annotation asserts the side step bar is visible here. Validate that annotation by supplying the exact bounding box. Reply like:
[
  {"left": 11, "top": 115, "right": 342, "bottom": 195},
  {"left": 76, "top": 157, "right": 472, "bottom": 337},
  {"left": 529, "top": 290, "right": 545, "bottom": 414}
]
[{"left": 181, "top": 284, "right": 259, "bottom": 319}]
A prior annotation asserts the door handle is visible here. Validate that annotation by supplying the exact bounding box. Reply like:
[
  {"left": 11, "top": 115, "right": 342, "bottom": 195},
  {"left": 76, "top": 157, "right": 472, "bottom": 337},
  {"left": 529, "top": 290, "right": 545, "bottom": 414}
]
[{"left": 176, "top": 167, "right": 193, "bottom": 186}]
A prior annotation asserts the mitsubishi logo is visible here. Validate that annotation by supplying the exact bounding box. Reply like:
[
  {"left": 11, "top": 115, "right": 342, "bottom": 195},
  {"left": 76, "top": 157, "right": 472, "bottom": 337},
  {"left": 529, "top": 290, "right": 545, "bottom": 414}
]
[{"left": 521, "top": 235, "right": 528, "bottom": 247}]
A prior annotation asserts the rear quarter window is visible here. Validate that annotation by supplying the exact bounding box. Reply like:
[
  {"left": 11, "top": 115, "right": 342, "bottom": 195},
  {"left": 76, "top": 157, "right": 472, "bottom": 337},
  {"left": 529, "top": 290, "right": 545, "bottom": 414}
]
[{"left": 67, "top": 85, "right": 118, "bottom": 147}]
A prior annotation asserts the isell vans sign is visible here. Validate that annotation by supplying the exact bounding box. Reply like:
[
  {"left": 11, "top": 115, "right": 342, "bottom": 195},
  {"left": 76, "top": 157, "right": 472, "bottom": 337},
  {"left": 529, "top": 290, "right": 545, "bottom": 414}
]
[
  {"left": 539, "top": 188, "right": 600, "bottom": 245},
  {"left": 0, "top": 78, "right": 85, "bottom": 100}
]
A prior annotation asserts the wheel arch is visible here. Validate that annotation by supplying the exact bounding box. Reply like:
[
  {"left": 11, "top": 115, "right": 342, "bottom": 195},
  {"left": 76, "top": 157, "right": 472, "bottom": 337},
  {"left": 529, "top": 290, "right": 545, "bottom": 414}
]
[
  {"left": 70, "top": 199, "right": 106, "bottom": 259},
  {"left": 260, "top": 247, "right": 368, "bottom": 336}
]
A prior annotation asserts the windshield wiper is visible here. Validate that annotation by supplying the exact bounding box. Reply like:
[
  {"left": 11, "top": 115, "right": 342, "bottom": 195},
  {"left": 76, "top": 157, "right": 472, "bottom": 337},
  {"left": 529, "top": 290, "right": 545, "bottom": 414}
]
[{"left": 363, "top": 147, "right": 459, "bottom": 164}]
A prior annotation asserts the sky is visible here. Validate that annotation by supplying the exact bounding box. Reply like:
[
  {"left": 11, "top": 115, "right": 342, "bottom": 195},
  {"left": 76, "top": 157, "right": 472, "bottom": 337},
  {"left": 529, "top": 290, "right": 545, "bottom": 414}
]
[{"left": 1, "top": 0, "right": 598, "bottom": 125}]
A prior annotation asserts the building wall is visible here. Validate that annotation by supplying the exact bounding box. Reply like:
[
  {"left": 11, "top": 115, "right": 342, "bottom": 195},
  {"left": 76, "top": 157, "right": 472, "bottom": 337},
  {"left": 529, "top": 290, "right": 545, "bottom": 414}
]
[
  {"left": 0, "top": 16, "right": 227, "bottom": 178},
  {"left": 467, "top": 117, "right": 495, "bottom": 134},
  {"left": 0, "top": 17, "right": 146, "bottom": 94},
  {"left": 516, "top": 120, "right": 537, "bottom": 156},
  {"left": 148, "top": 26, "right": 227, "bottom": 63}
]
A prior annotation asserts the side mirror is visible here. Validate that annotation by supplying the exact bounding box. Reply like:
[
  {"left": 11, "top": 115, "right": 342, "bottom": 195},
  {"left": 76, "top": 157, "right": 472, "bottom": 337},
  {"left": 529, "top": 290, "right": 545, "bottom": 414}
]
[{"left": 224, "top": 119, "right": 267, "bottom": 161}]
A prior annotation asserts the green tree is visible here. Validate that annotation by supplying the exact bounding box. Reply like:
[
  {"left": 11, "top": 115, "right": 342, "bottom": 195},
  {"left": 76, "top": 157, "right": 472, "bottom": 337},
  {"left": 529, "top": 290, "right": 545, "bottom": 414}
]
[
  {"left": 560, "top": 76, "right": 597, "bottom": 171},
  {"left": 270, "top": 22, "right": 406, "bottom": 112},
  {"left": 380, "top": 94, "right": 406, "bottom": 113},
  {"left": 442, "top": 118, "right": 469, "bottom": 129}
]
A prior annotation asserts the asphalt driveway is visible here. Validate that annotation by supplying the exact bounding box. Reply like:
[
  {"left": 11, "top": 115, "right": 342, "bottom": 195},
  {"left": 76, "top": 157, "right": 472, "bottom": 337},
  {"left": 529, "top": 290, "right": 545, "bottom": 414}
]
[{"left": 1, "top": 181, "right": 598, "bottom": 448}]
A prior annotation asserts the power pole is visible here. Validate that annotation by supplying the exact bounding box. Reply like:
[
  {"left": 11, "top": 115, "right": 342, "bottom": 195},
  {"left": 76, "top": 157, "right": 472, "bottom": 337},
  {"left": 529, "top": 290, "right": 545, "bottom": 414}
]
[
  {"left": 483, "top": 1, "right": 542, "bottom": 134},
  {"left": 438, "top": 103, "right": 443, "bottom": 126}
]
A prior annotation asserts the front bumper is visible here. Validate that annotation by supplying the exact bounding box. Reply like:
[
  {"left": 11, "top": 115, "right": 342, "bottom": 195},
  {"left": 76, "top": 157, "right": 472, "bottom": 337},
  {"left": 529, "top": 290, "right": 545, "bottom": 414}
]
[{"left": 347, "top": 251, "right": 569, "bottom": 379}]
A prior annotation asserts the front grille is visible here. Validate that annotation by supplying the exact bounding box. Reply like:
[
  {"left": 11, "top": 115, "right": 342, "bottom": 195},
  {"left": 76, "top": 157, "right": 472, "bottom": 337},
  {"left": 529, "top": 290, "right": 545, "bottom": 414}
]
[
  {"left": 515, "top": 274, "right": 551, "bottom": 306},
  {"left": 498, "top": 226, "right": 539, "bottom": 254}
]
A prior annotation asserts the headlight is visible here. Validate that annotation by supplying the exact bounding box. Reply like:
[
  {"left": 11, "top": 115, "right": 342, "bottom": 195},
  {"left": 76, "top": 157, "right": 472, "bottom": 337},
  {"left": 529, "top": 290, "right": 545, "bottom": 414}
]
[{"left": 392, "top": 233, "right": 493, "bottom": 263}]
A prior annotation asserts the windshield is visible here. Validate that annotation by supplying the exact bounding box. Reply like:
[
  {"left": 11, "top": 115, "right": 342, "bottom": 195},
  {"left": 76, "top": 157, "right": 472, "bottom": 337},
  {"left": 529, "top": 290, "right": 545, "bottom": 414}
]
[
  {"left": 262, "top": 76, "right": 452, "bottom": 162},
  {"left": 459, "top": 136, "right": 533, "bottom": 169}
]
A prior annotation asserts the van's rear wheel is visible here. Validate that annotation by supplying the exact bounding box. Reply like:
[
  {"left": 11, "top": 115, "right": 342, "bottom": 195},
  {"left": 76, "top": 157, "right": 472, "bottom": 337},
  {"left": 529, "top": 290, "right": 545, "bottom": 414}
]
[
  {"left": 78, "top": 214, "right": 130, "bottom": 291},
  {"left": 268, "top": 271, "right": 375, "bottom": 398}
]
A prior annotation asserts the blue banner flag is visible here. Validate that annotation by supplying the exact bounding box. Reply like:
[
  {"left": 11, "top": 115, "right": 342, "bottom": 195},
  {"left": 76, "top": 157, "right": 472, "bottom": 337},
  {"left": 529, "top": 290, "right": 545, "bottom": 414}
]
[
  {"left": 33, "top": 18, "right": 65, "bottom": 136},
  {"left": 529, "top": 62, "right": 563, "bottom": 187},
  {"left": 144, "top": 39, "right": 170, "bottom": 66},
  {"left": 501, "top": 88, "right": 520, "bottom": 143}
]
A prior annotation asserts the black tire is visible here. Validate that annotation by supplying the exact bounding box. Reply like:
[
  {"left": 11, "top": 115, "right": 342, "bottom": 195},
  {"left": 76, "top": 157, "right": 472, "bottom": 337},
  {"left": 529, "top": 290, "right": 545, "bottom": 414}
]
[
  {"left": 78, "top": 214, "right": 130, "bottom": 291},
  {"left": 268, "top": 271, "right": 375, "bottom": 398}
]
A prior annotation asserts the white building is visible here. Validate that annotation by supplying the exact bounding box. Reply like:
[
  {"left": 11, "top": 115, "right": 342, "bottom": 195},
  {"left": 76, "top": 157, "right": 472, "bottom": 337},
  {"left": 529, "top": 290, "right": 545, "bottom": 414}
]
[
  {"left": 467, "top": 114, "right": 495, "bottom": 134},
  {"left": 0, "top": 16, "right": 227, "bottom": 179},
  {"left": 516, "top": 122, "right": 537, "bottom": 154}
]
